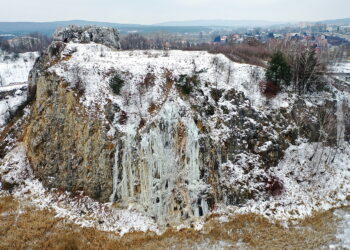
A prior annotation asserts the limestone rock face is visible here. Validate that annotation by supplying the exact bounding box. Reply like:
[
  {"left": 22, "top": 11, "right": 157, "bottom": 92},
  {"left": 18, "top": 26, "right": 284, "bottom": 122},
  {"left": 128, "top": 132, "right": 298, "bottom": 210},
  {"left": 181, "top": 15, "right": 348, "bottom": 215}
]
[
  {"left": 24, "top": 73, "right": 114, "bottom": 201},
  {"left": 53, "top": 25, "right": 121, "bottom": 49},
  {"left": 24, "top": 26, "right": 120, "bottom": 202}
]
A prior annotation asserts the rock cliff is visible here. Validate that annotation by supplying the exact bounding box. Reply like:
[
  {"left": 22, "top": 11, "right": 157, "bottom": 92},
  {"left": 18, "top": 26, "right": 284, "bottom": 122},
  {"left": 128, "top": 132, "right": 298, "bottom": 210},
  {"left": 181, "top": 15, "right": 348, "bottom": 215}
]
[
  {"left": 20, "top": 26, "right": 350, "bottom": 225},
  {"left": 53, "top": 25, "right": 121, "bottom": 49}
]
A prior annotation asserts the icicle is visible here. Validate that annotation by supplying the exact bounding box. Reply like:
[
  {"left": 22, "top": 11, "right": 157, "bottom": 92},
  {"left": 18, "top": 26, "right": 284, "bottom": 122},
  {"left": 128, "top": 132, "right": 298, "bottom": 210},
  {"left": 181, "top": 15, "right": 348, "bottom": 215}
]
[
  {"left": 111, "top": 102, "right": 208, "bottom": 223},
  {"left": 110, "top": 143, "right": 119, "bottom": 202}
]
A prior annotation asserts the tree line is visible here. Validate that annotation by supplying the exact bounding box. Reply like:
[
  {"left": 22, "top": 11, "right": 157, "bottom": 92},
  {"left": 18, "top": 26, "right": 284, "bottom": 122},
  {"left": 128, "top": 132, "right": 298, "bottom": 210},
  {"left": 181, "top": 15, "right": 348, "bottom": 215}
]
[
  {"left": 0, "top": 32, "right": 52, "bottom": 54},
  {"left": 265, "top": 44, "right": 327, "bottom": 95}
]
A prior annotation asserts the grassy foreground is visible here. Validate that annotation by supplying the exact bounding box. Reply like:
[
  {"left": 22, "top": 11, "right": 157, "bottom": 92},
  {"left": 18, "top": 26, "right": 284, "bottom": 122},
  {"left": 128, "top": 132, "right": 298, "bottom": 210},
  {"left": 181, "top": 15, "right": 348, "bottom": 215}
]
[{"left": 0, "top": 196, "right": 340, "bottom": 250}]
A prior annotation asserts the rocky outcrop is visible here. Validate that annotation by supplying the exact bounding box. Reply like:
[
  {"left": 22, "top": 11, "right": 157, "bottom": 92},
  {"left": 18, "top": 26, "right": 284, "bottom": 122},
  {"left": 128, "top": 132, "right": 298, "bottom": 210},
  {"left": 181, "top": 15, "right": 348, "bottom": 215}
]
[
  {"left": 21, "top": 32, "right": 350, "bottom": 224},
  {"left": 24, "top": 27, "right": 119, "bottom": 202},
  {"left": 53, "top": 25, "right": 120, "bottom": 49},
  {"left": 24, "top": 74, "right": 114, "bottom": 201}
]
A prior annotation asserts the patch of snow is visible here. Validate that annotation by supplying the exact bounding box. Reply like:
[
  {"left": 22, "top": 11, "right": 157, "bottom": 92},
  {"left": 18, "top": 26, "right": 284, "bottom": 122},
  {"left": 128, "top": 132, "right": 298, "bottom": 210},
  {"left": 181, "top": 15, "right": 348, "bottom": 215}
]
[
  {"left": 330, "top": 62, "right": 350, "bottom": 74},
  {"left": 0, "top": 50, "right": 39, "bottom": 86},
  {"left": 0, "top": 83, "right": 27, "bottom": 128},
  {"left": 257, "top": 141, "right": 273, "bottom": 152},
  {"left": 332, "top": 208, "right": 350, "bottom": 249}
]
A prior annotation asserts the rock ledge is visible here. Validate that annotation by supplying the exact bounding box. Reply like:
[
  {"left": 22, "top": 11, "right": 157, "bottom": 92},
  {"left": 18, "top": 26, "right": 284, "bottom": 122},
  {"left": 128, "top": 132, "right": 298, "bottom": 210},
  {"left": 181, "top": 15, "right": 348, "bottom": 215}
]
[{"left": 53, "top": 25, "right": 120, "bottom": 49}]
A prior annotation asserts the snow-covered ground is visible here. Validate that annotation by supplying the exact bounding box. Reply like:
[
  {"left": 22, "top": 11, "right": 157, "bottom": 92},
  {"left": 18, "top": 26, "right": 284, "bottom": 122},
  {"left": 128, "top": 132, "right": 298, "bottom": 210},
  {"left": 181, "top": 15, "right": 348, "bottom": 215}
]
[
  {"left": 0, "top": 50, "right": 39, "bottom": 86},
  {"left": 0, "top": 83, "right": 28, "bottom": 128},
  {"left": 330, "top": 61, "right": 350, "bottom": 83},
  {"left": 331, "top": 61, "right": 350, "bottom": 74},
  {"left": 0, "top": 49, "right": 38, "bottom": 128},
  {"left": 332, "top": 208, "right": 350, "bottom": 248},
  {"left": 51, "top": 43, "right": 291, "bottom": 114}
]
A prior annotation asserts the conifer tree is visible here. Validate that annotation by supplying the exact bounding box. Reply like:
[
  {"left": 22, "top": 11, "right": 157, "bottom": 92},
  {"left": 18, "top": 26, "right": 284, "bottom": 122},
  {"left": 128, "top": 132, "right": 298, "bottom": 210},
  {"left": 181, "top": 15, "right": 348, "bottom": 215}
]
[{"left": 265, "top": 51, "right": 291, "bottom": 88}]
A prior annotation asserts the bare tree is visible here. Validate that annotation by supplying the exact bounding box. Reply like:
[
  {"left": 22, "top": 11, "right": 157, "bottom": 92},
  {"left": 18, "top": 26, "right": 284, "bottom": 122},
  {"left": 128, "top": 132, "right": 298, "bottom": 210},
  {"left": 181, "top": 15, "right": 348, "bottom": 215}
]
[{"left": 120, "top": 33, "right": 150, "bottom": 50}]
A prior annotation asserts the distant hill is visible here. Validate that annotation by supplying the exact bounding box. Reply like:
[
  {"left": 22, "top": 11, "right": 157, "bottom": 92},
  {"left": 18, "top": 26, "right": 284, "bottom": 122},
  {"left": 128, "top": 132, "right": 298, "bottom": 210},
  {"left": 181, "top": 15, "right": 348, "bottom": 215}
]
[
  {"left": 0, "top": 20, "right": 212, "bottom": 36},
  {"left": 155, "top": 19, "right": 287, "bottom": 27},
  {"left": 318, "top": 18, "right": 350, "bottom": 25},
  {"left": 0, "top": 20, "right": 143, "bottom": 36}
]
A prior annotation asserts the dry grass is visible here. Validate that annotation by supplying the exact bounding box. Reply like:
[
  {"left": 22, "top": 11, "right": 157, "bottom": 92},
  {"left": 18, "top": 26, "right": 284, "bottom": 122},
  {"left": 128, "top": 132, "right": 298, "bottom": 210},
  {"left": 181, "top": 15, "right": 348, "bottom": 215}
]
[
  {"left": 0, "top": 196, "right": 340, "bottom": 250},
  {"left": 187, "top": 43, "right": 270, "bottom": 67}
]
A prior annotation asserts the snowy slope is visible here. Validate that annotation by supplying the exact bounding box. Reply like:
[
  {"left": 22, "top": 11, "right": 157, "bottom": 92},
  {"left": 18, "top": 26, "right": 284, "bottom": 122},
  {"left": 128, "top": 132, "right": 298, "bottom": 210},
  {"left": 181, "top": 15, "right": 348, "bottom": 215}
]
[
  {"left": 51, "top": 43, "right": 291, "bottom": 114},
  {"left": 0, "top": 50, "right": 39, "bottom": 86},
  {"left": 234, "top": 142, "right": 350, "bottom": 221},
  {"left": 0, "top": 83, "right": 27, "bottom": 128},
  {"left": 331, "top": 61, "right": 350, "bottom": 74},
  {"left": 0, "top": 50, "right": 38, "bottom": 128}
]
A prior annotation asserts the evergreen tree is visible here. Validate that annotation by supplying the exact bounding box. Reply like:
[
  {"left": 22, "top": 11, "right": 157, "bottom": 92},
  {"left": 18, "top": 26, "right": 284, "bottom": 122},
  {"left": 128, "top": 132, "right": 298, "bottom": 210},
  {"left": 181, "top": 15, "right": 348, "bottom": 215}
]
[{"left": 265, "top": 51, "right": 291, "bottom": 88}]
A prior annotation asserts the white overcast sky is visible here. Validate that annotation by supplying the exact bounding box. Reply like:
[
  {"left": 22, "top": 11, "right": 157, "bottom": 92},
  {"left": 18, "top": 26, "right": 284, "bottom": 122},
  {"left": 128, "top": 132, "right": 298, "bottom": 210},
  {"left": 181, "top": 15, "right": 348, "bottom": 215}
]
[{"left": 1, "top": 0, "right": 349, "bottom": 24}]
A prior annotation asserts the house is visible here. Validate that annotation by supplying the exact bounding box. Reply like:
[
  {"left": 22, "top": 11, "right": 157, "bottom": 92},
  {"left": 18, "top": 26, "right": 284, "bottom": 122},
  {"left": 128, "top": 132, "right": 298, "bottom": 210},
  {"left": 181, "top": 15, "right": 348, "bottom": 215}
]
[{"left": 213, "top": 35, "right": 228, "bottom": 44}]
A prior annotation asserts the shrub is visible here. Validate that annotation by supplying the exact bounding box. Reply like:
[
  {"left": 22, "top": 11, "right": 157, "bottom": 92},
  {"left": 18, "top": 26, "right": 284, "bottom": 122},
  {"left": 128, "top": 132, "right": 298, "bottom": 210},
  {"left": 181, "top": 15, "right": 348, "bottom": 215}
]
[
  {"left": 176, "top": 83, "right": 192, "bottom": 95},
  {"left": 259, "top": 81, "right": 280, "bottom": 98},
  {"left": 210, "top": 89, "right": 223, "bottom": 102},
  {"left": 109, "top": 73, "right": 124, "bottom": 95},
  {"left": 142, "top": 72, "right": 156, "bottom": 89},
  {"left": 265, "top": 176, "right": 283, "bottom": 196},
  {"left": 148, "top": 102, "right": 157, "bottom": 114},
  {"left": 175, "top": 74, "right": 200, "bottom": 95},
  {"left": 293, "top": 48, "right": 323, "bottom": 94},
  {"left": 119, "top": 111, "right": 128, "bottom": 124}
]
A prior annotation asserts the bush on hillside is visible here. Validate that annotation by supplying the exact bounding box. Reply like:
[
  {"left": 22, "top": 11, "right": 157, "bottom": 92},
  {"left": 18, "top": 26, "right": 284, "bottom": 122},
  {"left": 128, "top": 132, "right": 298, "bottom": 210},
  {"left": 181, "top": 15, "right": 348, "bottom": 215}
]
[
  {"left": 175, "top": 74, "right": 200, "bottom": 95},
  {"left": 109, "top": 73, "right": 124, "bottom": 95},
  {"left": 259, "top": 81, "right": 280, "bottom": 98}
]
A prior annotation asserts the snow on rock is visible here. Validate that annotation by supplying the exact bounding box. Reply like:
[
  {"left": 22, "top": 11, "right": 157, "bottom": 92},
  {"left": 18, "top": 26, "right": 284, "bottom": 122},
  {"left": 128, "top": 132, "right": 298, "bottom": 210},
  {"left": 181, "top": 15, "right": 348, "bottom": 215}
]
[
  {"left": 46, "top": 43, "right": 350, "bottom": 224},
  {"left": 53, "top": 25, "right": 120, "bottom": 49},
  {"left": 0, "top": 144, "right": 159, "bottom": 235},
  {"left": 1, "top": 37, "right": 344, "bottom": 241},
  {"left": 229, "top": 142, "right": 350, "bottom": 222},
  {"left": 0, "top": 50, "right": 39, "bottom": 86},
  {"left": 48, "top": 44, "right": 281, "bottom": 222}
]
